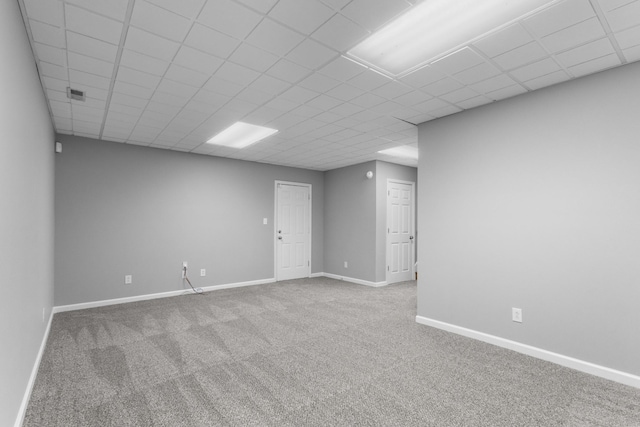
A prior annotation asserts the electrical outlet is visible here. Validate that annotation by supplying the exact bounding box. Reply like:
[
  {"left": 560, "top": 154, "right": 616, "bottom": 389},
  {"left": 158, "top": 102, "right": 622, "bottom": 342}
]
[
  {"left": 200, "top": 269, "right": 206, "bottom": 277},
  {"left": 182, "top": 262, "right": 188, "bottom": 278},
  {"left": 344, "top": 261, "right": 348, "bottom": 268},
  {"left": 125, "top": 275, "right": 132, "bottom": 284},
  {"left": 263, "top": 218, "right": 268, "bottom": 225},
  {"left": 512, "top": 307, "right": 522, "bottom": 323}
]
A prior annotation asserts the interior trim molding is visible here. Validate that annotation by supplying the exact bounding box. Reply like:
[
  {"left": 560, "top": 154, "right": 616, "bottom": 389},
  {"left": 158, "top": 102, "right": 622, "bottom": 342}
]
[
  {"left": 321, "top": 272, "right": 387, "bottom": 287},
  {"left": 53, "top": 278, "right": 276, "bottom": 314},
  {"left": 415, "top": 315, "right": 640, "bottom": 390},
  {"left": 15, "top": 309, "right": 54, "bottom": 427}
]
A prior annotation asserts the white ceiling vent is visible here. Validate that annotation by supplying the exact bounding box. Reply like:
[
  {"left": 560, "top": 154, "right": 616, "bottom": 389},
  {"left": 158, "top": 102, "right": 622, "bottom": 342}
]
[{"left": 66, "top": 87, "right": 85, "bottom": 102}]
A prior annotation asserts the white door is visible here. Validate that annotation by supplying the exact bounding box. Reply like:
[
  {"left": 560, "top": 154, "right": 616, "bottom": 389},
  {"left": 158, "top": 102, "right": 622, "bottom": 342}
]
[
  {"left": 276, "top": 182, "right": 311, "bottom": 281},
  {"left": 387, "top": 180, "right": 415, "bottom": 284}
]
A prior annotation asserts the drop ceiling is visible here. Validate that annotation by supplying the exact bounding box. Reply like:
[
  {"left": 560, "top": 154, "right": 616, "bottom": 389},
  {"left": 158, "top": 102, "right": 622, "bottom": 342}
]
[{"left": 18, "top": 0, "right": 640, "bottom": 170}]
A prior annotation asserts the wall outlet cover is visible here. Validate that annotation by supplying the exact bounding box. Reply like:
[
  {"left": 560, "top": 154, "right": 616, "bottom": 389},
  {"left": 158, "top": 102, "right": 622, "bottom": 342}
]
[{"left": 512, "top": 307, "right": 522, "bottom": 323}]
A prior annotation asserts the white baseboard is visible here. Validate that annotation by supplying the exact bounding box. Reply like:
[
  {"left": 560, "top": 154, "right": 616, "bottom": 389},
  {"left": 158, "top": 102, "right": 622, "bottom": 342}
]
[
  {"left": 53, "top": 277, "right": 276, "bottom": 314},
  {"left": 415, "top": 315, "right": 640, "bottom": 390},
  {"left": 15, "top": 309, "right": 54, "bottom": 427},
  {"left": 321, "top": 272, "right": 387, "bottom": 287}
]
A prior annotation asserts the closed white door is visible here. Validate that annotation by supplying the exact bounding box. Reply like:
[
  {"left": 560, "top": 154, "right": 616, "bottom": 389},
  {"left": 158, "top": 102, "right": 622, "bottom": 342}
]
[
  {"left": 276, "top": 183, "right": 311, "bottom": 281},
  {"left": 387, "top": 180, "right": 415, "bottom": 284}
]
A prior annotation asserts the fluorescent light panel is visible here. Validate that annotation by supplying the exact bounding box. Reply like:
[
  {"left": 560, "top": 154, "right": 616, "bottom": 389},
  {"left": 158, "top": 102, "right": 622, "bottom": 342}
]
[
  {"left": 347, "top": 0, "right": 556, "bottom": 77},
  {"left": 378, "top": 146, "right": 418, "bottom": 159},
  {"left": 207, "top": 122, "right": 278, "bottom": 149}
]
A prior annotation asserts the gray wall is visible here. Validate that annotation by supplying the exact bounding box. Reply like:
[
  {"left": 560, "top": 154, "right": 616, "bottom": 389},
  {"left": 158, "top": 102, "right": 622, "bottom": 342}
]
[
  {"left": 417, "top": 61, "right": 640, "bottom": 376},
  {"left": 324, "top": 161, "right": 378, "bottom": 281},
  {"left": 324, "top": 160, "right": 417, "bottom": 283},
  {"left": 54, "top": 135, "right": 324, "bottom": 306},
  {"left": 0, "top": 1, "right": 55, "bottom": 425}
]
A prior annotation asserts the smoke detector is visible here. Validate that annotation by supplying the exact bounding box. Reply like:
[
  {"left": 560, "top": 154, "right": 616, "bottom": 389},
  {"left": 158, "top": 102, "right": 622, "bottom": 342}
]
[{"left": 66, "top": 87, "right": 85, "bottom": 101}]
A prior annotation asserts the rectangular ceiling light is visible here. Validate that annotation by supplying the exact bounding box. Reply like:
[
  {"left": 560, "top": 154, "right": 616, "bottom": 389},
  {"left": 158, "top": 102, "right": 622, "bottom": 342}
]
[
  {"left": 347, "top": 0, "right": 555, "bottom": 77},
  {"left": 379, "top": 146, "right": 418, "bottom": 159},
  {"left": 206, "top": 122, "right": 278, "bottom": 149}
]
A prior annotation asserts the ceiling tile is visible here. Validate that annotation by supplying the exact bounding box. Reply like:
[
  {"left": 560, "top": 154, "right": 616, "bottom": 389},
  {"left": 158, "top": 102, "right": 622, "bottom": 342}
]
[
  {"left": 215, "top": 62, "right": 261, "bottom": 86},
  {"left": 156, "top": 79, "right": 199, "bottom": 99},
  {"left": 414, "top": 98, "right": 449, "bottom": 114},
  {"left": 523, "top": 70, "right": 571, "bottom": 90},
  {"left": 306, "top": 94, "right": 343, "bottom": 110},
  {"left": 113, "top": 81, "right": 155, "bottom": 99},
  {"left": 350, "top": 92, "right": 386, "bottom": 108},
  {"left": 280, "top": 86, "right": 321, "bottom": 104},
  {"left": 340, "top": 0, "right": 411, "bottom": 31},
  {"left": 67, "top": 51, "right": 114, "bottom": 78},
  {"left": 311, "top": 14, "right": 368, "bottom": 51},
  {"left": 66, "top": 32, "right": 118, "bottom": 62},
  {"left": 298, "top": 73, "right": 342, "bottom": 93},
  {"left": 269, "top": 0, "right": 335, "bottom": 35},
  {"left": 540, "top": 17, "right": 606, "bottom": 53},
  {"left": 392, "top": 90, "right": 432, "bottom": 106},
  {"left": 455, "top": 95, "right": 493, "bottom": 110},
  {"left": 173, "top": 46, "right": 223, "bottom": 75},
  {"left": 492, "top": 42, "right": 548, "bottom": 70},
  {"left": 245, "top": 19, "right": 305, "bottom": 56},
  {"left": 399, "top": 65, "right": 446, "bottom": 88},
  {"left": 183, "top": 24, "right": 240, "bottom": 59},
  {"left": 604, "top": 0, "right": 640, "bottom": 31},
  {"left": 235, "top": 0, "right": 279, "bottom": 14},
  {"left": 568, "top": 53, "right": 621, "bottom": 77},
  {"left": 368, "top": 81, "right": 412, "bottom": 99},
  {"left": 555, "top": 38, "right": 616, "bottom": 67},
  {"left": 42, "top": 76, "right": 68, "bottom": 92},
  {"left": 469, "top": 74, "right": 519, "bottom": 94},
  {"left": 286, "top": 38, "right": 338, "bottom": 70},
  {"left": 347, "top": 69, "right": 391, "bottom": 91},
  {"left": 614, "top": 23, "right": 640, "bottom": 49},
  {"left": 39, "top": 61, "right": 68, "bottom": 80},
  {"left": 318, "top": 56, "right": 366, "bottom": 81},
  {"left": 130, "top": 0, "right": 192, "bottom": 42},
  {"left": 453, "top": 62, "right": 501, "bottom": 85},
  {"left": 125, "top": 27, "right": 180, "bottom": 61},
  {"left": 439, "top": 87, "right": 480, "bottom": 104},
  {"left": 164, "top": 64, "right": 211, "bottom": 87},
  {"left": 116, "top": 67, "right": 162, "bottom": 89},
  {"left": 326, "top": 83, "right": 365, "bottom": 101},
  {"left": 66, "top": 0, "right": 130, "bottom": 21},
  {"left": 235, "top": 87, "right": 274, "bottom": 105},
  {"left": 430, "top": 47, "right": 485, "bottom": 75},
  {"left": 249, "top": 74, "right": 292, "bottom": 95},
  {"left": 203, "top": 75, "right": 245, "bottom": 97},
  {"left": 473, "top": 23, "right": 533, "bottom": 58},
  {"left": 510, "top": 58, "right": 561, "bottom": 82},
  {"left": 198, "top": 0, "right": 263, "bottom": 40},
  {"left": 111, "top": 92, "right": 149, "bottom": 109},
  {"left": 266, "top": 59, "right": 312, "bottom": 83},
  {"left": 265, "top": 97, "right": 301, "bottom": 112},
  {"left": 69, "top": 69, "right": 111, "bottom": 90},
  {"left": 622, "top": 44, "right": 640, "bottom": 62},
  {"left": 146, "top": 0, "right": 207, "bottom": 19},
  {"left": 119, "top": 49, "right": 170, "bottom": 76},
  {"left": 524, "top": 0, "right": 596, "bottom": 38},
  {"left": 330, "top": 102, "right": 363, "bottom": 116},
  {"left": 65, "top": 4, "right": 123, "bottom": 45},
  {"left": 33, "top": 43, "right": 66, "bottom": 67},
  {"left": 422, "top": 77, "right": 463, "bottom": 97},
  {"left": 598, "top": 0, "right": 636, "bottom": 12},
  {"left": 229, "top": 43, "right": 280, "bottom": 72},
  {"left": 29, "top": 20, "right": 65, "bottom": 48},
  {"left": 23, "top": 0, "right": 63, "bottom": 27}
]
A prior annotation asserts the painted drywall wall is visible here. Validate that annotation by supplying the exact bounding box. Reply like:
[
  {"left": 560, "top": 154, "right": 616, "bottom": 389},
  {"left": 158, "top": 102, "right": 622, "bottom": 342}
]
[
  {"left": 324, "top": 161, "right": 378, "bottom": 282},
  {"left": 375, "top": 161, "right": 417, "bottom": 282},
  {"left": 54, "top": 135, "right": 324, "bottom": 306},
  {"left": 324, "top": 161, "right": 417, "bottom": 283},
  {"left": 417, "top": 61, "right": 640, "bottom": 376},
  {"left": 0, "top": 1, "right": 55, "bottom": 426}
]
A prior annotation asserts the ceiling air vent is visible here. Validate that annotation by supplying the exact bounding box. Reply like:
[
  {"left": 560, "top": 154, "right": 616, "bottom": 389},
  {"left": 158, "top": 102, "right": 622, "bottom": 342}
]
[{"left": 66, "top": 87, "right": 85, "bottom": 101}]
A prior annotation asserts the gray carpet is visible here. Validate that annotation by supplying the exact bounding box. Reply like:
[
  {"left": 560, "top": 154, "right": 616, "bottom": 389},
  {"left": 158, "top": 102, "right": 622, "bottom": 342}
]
[{"left": 24, "top": 278, "right": 640, "bottom": 426}]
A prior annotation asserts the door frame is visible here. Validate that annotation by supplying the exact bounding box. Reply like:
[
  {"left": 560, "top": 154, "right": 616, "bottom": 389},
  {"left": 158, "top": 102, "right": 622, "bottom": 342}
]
[
  {"left": 274, "top": 180, "right": 312, "bottom": 281},
  {"left": 386, "top": 179, "right": 416, "bottom": 284}
]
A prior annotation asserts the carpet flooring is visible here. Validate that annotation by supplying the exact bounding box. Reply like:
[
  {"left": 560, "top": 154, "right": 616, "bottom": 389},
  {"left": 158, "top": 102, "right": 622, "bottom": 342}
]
[{"left": 24, "top": 278, "right": 640, "bottom": 426}]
